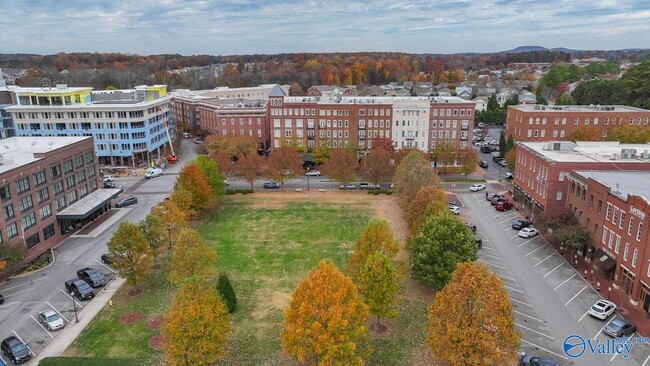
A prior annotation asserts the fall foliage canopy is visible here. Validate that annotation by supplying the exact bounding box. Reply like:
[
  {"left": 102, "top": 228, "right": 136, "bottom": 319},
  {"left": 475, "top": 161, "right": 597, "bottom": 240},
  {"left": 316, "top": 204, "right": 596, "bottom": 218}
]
[
  {"left": 281, "top": 261, "right": 369, "bottom": 365},
  {"left": 361, "top": 148, "right": 394, "bottom": 185},
  {"left": 358, "top": 251, "right": 400, "bottom": 326},
  {"left": 151, "top": 199, "right": 187, "bottom": 250},
  {"left": 163, "top": 279, "right": 231, "bottom": 366},
  {"left": 175, "top": 162, "right": 214, "bottom": 213},
  {"left": 107, "top": 222, "right": 153, "bottom": 285},
  {"left": 346, "top": 218, "right": 399, "bottom": 283},
  {"left": 195, "top": 155, "right": 225, "bottom": 197},
  {"left": 267, "top": 145, "right": 303, "bottom": 186},
  {"left": 393, "top": 150, "right": 440, "bottom": 210},
  {"left": 427, "top": 263, "right": 520, "bottom": 366},
  {"left": 138, "top": 213, "right": 169, "bottom": 259},
  {"left": 322, "top": 148, "right": 358, "bottom": 185},
  {"left": 235, "top": 153, "right": 265, "bottom": 190},
  {"left": 169, "top": 228, "right": 217, "bottom": 285},
  {"left": 404, "top": 185, "right": 447, "bottom": 232}
]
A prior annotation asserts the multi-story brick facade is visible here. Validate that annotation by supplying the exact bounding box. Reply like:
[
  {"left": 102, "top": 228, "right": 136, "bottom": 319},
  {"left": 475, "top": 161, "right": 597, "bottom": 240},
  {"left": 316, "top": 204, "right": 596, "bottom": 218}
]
[
  {"left": 0, "top": 136, "right": 118, "bottom": 261},
  {"left": 505, "top": 104, "right": 650, "bottom": 142},
  {"left": 197, "top": 99, "right": 269, "bottom": 152},
  {"left": 513, "top": 141, "right": 650, "bottom": 218},
  {"left": 565, "top": 170, "right": 650, "bottom": 313}
]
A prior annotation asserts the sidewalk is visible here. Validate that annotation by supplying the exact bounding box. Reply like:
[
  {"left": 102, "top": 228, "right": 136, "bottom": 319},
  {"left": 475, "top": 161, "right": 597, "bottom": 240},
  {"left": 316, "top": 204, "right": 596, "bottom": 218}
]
[{"left": 31, "top": 277, "right": 127, "bottom": 364}]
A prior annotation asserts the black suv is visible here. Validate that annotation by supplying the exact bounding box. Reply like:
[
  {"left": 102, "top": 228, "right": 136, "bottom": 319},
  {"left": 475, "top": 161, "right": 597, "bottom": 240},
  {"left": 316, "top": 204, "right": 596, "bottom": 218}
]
[
  {"left": 512, "top": 219, "right": 530, "bottom": 230},
  {"left": 1, "top": 336, "right": 32, "bottom": 364},
  {"left": 65, "top": 279, "right": 95, "bottom": 300},
  {"left": 115, "top": 196, "right": 137, "bottom": 207},
  {"left": 478, "top": 160, "right": 489, "bottom": 168},
  {"left": 77, "top": 267, "right": 106, "bottom": 287},
  {"left": 492, "top": 155, "right": 504, "bottom": 163}
]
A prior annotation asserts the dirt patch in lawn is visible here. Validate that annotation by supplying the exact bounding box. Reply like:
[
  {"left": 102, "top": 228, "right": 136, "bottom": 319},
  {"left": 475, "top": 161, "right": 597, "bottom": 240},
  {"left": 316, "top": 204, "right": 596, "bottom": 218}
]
[
  {"left": 149, "top": 334, "right": 164, "bottom": 350},
  {"left": 119, "top": 311, "right": 144, "bottom": 325},
  {"left": 128, "top": 288, "right": 144, "bottom": 297},
  {"left": 146, "top": 314, "right": 165, "bottom": 330},
  {"left": 249, "top": 191, "right": 372, "bottom": 206}
]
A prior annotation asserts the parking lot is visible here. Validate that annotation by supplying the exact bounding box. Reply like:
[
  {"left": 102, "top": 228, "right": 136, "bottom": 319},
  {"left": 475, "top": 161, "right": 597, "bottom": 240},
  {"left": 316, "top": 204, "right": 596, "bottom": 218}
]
[
  {"left": 457, "top": 190, "right": 650, "bottom": 366},
  {"left": 0, "top": 261, "right": 116, "bottom": 364}
]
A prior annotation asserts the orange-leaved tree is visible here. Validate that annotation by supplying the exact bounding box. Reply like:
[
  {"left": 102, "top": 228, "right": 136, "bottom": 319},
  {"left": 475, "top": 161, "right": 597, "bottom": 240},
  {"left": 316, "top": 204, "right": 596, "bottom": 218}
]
[
  {"left": 235, "top": 153, "right": 265, "bottom": 190},
  {"left": 370, "top": 137, "right": 396, "bottom": 155},
  {"left": 175, "top": 162, "right": 213, "bottom": 213},
  {"left": 346, "top": 218, "right": 399, "bottom": 283},
  {"left": 163, "top": 278, "right": 231, "bottom": 366},
  {"left": 405, "top": 185, "right": 447, "bottom": 232},
  {"left": 169, "top": 186, "right": 195, "bottom": 218},
  {"left": 456, "top": 147, "right": 479, "bottom": 177},
  {"left": 281, "top": 260, "right": 369, "bottom": 365},
  {"left": 169, "top": 228, "right": 217, "bottom": 285},
  {"left": 107, "top": 222, "right": 153, "bottom": 285},
  {"left": 322, "top": 148, "right": 358, "bottom": 185},
  {"left": 151, "top": 199, "right": 187, "bottom": 251},
  {"left": 427, "top": 263, "right": 520, "bottom": 366},
  {"left": 361, "top": 148, "right": 394, "bottom": 186},
  {"left": 267, "top": 145, "right": 303, "bottom": 188},
  {"left": 358, "top": 251, "right": 400, "bottom": 329},
  {"left": 607, "top": 124, "right": 650, "bottom": 143},
  {"left": 393, "top": 150, "right": 440, "bottom": 210},
  {"left": 567, "top": 126, "right": 601, "bottom": 142}
]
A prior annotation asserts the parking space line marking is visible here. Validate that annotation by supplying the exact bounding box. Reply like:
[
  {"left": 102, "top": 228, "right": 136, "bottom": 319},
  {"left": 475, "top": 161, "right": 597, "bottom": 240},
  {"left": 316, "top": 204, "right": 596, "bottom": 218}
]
[
  {"left": 519, "top": 339, "right": 569, "bottom": 361},
  {"left": 504, "top": 227, "right": 513, "bottom": 231},
  {"left": 12, "top": 331, "right": 35, "bottom": 357},
  {"left": 514, "top": 310, "right": 544, "bottom": 323},
  {"left": 593, "top": 322, "right": 609, "bottom": 340},
  {"left": 565, "top": 286, "right": 588, "bottom": 306},
  {"left": 4, "top": 287, "right": 35, "bottom": 297},
  {"left": 515, "top": 322, "right": 554, "bottom": 339},
  {"left": 498, "top": 274, "right": 517, "bottom": 281},
  {"left": 642, "top": 353, "right": 650, "bottom": 366},
  {"left": 484, "top": 203, "right": 492, "bottom": 207},
  {"left": 511, "top": 234, "right": 521, "bottom": 239},
  {"left": 31, "top": 314, "right": 54, "bottom": 339},
  {"left": 525, "top": 245, "right": 545, "bottom": 257},
  {"left": 2, "top": 276, "right": 50, "bottom": 292},
  {"left": 47, "top": 301, "right": 70, "bottom": 323},
  {"left": 95, "top": 259, "right": 116, "bottom": 273},
  {"left": 578, "top": 310, "right": 590, "bottom": 322},
  {"left": 498, "top": 217, "right": 516, "bottom": 224},
  {"left": 553, "top": 273, "right": 576, "bottom": 291},
  {"left": 479, "top": 252, "right": 501, "bottom": 260},
  {"left": 510, "top": 297, "right": 534, "bottom": 307},
  {"left": 477, "top": 259, "right": 508, "bottom": 270},
  {"left": 517, "top": 238, "right": 538, "bottom": 247},
  {"left": 543, "top": 263, "right": 564, "bottom": 278},
  {"left": 480, "top": 245, "right": 495, "bottom": 251},
  {"left": 0, "top": 301, "right": 19, "bottom": 309},
  {"left": 503, "top": 285, "right": 524, "bottom": 293},
  {"left": 610, "top": 334, "right": 633, "bottom": 362},
  {"left": 59, "top": 289, "right": 84, "bottom": 308},
  {"left": 533, "top": 253, "right": 554, "bottom": 267}
]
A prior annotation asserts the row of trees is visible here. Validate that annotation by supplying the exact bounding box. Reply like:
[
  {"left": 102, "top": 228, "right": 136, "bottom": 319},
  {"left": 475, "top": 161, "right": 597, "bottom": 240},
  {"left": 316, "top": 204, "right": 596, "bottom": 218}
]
[
  {"left": 567, "top": 124, "right": 650, "bottom": 144},
  {"left": 104, "top": 157, "right": 239, "bottom": 365}
]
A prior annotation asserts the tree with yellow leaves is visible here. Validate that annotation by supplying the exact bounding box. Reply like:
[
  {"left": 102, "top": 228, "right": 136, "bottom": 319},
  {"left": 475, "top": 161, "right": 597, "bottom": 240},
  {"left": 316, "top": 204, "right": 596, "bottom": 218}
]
[
  {"left": 107, "top": 222, "right": 153, "bottom": 285},
  {"left": 427, "top": 263, "right": 520, "bottom": 366},
  {"left": 162, "top": 278, "right": 231, "bottom": 366},
  {"left": 281, "top": 261, "right": 369, "bottom": 365},
  {"left": 346, "top": 219, "right": 399, "bottom": 283},
  {"left": 169, "top": 228, "right": 217, "bottom": 285},
  {"left": 175, "top": 162, "right": 213, "bottom": 214},
  {"left": 358, "top": 251, "right": 399, "bottom": 330},
  {"left": 404, "top": 185, "right": 447, "bottom": 232},
  {"left": 151, "top": 199, "right": 187, "bottom": 251}
]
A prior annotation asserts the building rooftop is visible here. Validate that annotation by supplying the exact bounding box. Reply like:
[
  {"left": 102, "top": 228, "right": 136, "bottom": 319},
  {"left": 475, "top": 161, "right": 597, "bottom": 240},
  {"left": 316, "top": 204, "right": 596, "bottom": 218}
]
[
  {"left": 5, "top": 96, "right": 170, "bottom": 111},
  {"left": 6, "top": 85, "right": 92, "bottom": 94},
  {"left": 282, "top": 95, "right": 474, "bottom": 105},
  {"left": 573, "top": 170, "right": 650, "bottom": 203},
  {"left": 510, "top": 104, "right": 648, "bottom": 113},
  {"left": 0, "top": 136, "right": 92, "bottom": 175},
  {"left": 520, "top": 141, "right": 650, "bottom": 163}
]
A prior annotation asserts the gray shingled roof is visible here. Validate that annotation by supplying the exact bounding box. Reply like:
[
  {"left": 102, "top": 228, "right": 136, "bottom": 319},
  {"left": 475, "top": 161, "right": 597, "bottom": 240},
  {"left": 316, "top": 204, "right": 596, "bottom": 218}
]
[{"left": 269, "top": 84, "right": 286, "bottom": 97}]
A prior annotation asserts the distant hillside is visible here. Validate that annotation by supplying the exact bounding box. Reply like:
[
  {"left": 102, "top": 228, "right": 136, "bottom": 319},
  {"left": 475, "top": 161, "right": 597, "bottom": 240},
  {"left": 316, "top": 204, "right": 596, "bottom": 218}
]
[{"left": 503, "top": 46, "right": 549, "bottom": 53}]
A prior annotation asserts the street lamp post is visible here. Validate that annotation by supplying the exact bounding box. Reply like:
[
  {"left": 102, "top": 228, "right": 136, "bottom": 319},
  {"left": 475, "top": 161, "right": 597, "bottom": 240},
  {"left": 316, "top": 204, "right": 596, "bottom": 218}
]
[
  {"left": 307, "top": 168, "right": 310, "bottom": 191},
  {"left": 70, "top": 292, "right": 79, "bottom": 323}
]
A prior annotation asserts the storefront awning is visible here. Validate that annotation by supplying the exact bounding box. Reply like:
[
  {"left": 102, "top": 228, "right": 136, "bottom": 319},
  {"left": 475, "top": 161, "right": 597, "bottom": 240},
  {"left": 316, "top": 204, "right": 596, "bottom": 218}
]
[
  {"left": 593, "top": 248, "right": 616, "bottom": 272},
  {"left": 56, "top": 188, "right": 123, "bottom": 220}
]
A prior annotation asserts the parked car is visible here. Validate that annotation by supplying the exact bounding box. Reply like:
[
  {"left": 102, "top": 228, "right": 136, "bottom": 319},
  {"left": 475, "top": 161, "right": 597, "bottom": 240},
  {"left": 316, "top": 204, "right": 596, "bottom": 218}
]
[
  {"left": 449, "top": 206, "right": 460, "bottom": 215},
  {"left": 38, "top": 309, "right": 65, "bottom": 331},
  {"left": 512, "top": 219, "right": 530, "bottom": 230},
  {"left": 103, "top": 181, "right": 116, "bottom": 188},
  {"left": 101, "top": 253, "right": 113, "bottom": 266},
  {"left": 492, "top": 156, "right": 504, "bottom": 163},
  {"left": 480, "top": 146, "right": 493, "bottom": 153},
  {"left": 475, "top": 238, "right": 483, "bottom": 249},
  {"left": 505, "top": 172, "right": 514, "bottom": 179},
  {"left": 470, "top": 184, "right": 486, "bottom": 192},
  {"left": 263, "top": 181, "right": 281, "bottom": 189},
  {"left": 192, "top": 137, "right": 203, "bottom": 144},
  {"left": 358, "top": 182, "right": 380, "bottom": 190},
  {"left": 77, "top": 267, "right": 106, "bottom": 287},
  {"left": 518, "top": 227, "right": 538, "bottom": 238},
  {"left": 519, "top": 354, "right": 564, "bottom": 366},
  {"left": 448, "top": 200, "right": 460, "bottom": 207},
  {"left": 603, "top": 319, "right": 636, "bottom": 337},
  {"left": 65, "top": 279, "right": 95, "bottom": 300},
  {"left": 491, "top": 195, "right": 504, "bottom": 205},
  {"left": 498, "top": 159, "right": 508, "bottom": 167},
  {"left": 0, "top": 293, "right": 3, "bottom": 304},
  {"left": 588, "top": 300, "right": 617, "bottom": 320},
  {"left": 465, "top": 223, "right": 477, "bottom": 234},
  {"left": 305, "top": 170, "right": 321, "bottom": 176},
  {"left": 339, "top": 184, "right": 356, "bottom": 190},
  {"left": 1, "top": 336, "right": 32, "bottom": 364},
  {"left": 144, "top": 168, "right": 163, "bottom": 179},
  {"left": 478, "top": 160, "right": 489, "bottom": 168},
  {"left": 495, "top": 200, "right": 513, "bottom": 211},
  {"left": 115, "top": 196, "right": 138, "bottom": 208},
  {"left": 102, "top": 175, "right": 115, "bottom": 183},
  {"left": 486, "top": 192, "right": 496, "bottom": 201}
]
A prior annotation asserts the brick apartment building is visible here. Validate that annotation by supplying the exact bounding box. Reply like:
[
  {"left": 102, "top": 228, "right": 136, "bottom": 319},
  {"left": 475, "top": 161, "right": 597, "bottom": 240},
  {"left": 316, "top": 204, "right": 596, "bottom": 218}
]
[
  {"left": 197, "top": 99, "right": 269, "bottom": 152},
  {"left": 505, "top": 104, "right": 650, "bottom": 142},
  {"left": 513, "top": 141, "right": 650, "bottom": 218},
  {"left": 565, "top": 170, "right": 650, "bottom": 314},
  {"left": 0, "top": 137, "right": 121, "bottom": 261}
]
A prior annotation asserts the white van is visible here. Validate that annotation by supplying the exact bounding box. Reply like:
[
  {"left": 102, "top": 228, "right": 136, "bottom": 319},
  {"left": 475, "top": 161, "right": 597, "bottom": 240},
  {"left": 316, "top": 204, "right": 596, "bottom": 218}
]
[
  {"left": 183, "top": 132, "right": 191, "bottom": 139},
  {"left": 145, "top": 168, "right": 163, "bottom": 179}
]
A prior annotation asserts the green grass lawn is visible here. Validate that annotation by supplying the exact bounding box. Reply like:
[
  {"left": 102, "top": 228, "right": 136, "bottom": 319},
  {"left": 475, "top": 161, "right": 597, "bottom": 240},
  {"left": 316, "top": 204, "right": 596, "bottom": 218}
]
[{"left": 62, "top": 194, "right": 435, "bottom": 365}]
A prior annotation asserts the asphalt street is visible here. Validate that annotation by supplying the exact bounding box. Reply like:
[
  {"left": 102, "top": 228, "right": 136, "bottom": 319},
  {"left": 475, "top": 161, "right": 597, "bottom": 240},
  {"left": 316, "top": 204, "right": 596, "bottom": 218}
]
[
  {"left": 456, "top": 188, "right": 650, "bottom": 366},
  {"left": 0, "top": 140, "right": 198, "bottom": 365}
]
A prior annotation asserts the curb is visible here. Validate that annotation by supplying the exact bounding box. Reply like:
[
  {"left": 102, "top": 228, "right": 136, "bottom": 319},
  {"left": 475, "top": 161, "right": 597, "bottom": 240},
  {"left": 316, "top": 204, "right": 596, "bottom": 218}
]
[{"left": 12, "top": 249, "right": 57, "bottom": 279}]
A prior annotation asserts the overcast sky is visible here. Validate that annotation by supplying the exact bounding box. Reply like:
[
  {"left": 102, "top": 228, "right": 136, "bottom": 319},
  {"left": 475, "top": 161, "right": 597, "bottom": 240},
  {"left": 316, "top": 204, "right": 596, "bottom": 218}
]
[{"left": 2, "top": 0, "right": 649, "bottom": 55}]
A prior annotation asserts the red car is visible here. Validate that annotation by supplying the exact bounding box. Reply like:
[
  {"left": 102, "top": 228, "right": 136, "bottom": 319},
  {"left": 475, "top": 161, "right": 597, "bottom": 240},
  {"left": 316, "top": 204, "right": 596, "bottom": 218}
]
[{"left": 495, "top": 200, "right": 513, "bottom": 211}]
